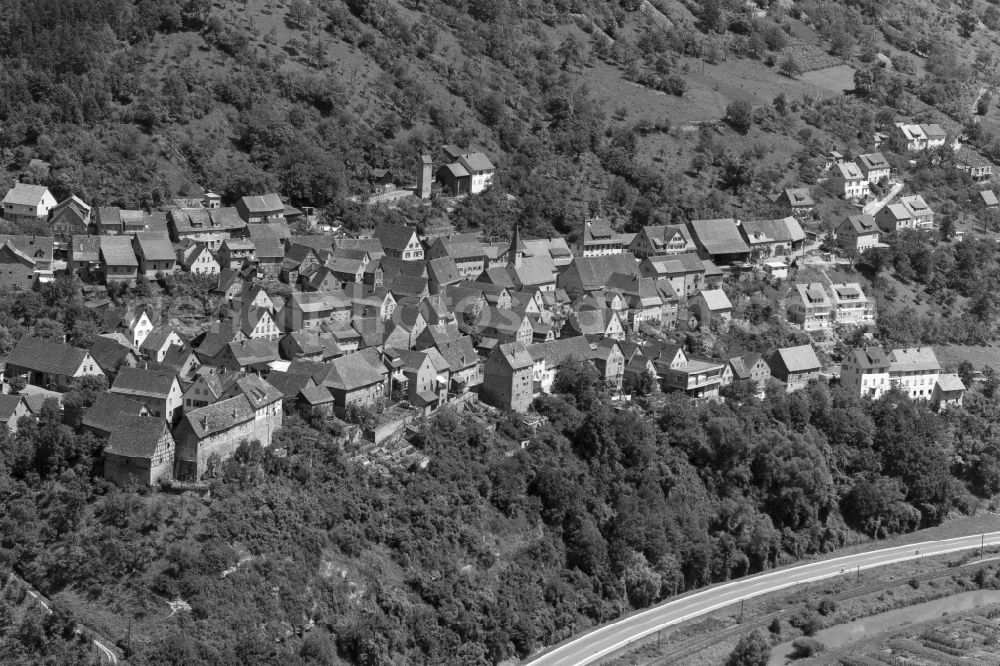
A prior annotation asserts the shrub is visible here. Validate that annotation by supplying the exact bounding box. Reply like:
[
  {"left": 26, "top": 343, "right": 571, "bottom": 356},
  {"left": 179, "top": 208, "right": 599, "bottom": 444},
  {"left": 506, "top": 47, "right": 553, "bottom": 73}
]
[
  {"left": 790, "top": 609, "right": 823, "bottom": 636},
  {"left": 768, "top": 617, "right": 782, "bottom": 635},
  {"left": 726, "top": 629, "right": 771, "bottom": 666},
  {"left": 791, "top": 637, "right": 825, "bottom": 658},
  {"left": 726, "top": 97, "right": 754, "bottom": 133},
  {"left": 817, "top": 598, "right": 837, "bottom": 616},
  {"left": 908, "top": 577, "right": 921, "bottom": 589}
]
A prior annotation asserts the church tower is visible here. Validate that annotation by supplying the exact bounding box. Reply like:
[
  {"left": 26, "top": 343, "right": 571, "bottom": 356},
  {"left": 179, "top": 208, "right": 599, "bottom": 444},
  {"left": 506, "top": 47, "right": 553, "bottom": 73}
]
[{"left": 509, "top": 224, "right": 527, "bottom": 268}]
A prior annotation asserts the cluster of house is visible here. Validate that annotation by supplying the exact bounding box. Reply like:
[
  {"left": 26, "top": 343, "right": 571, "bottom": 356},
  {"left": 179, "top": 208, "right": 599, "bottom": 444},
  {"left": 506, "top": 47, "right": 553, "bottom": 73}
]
[
  {"left": 0, "top": 172, "right": 959, "bottom": 489},
  {"left": 840, "top": 346, "right": 965, "bottom": 409},
  {"left": 367, "top": 146, "right": 496, "bottom": 203}
]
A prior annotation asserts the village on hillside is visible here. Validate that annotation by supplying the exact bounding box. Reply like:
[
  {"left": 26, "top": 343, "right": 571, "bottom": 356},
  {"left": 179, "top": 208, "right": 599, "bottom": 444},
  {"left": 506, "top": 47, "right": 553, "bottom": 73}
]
[{"left": 0, "top": 124, "right": 985, "bottom": 490}]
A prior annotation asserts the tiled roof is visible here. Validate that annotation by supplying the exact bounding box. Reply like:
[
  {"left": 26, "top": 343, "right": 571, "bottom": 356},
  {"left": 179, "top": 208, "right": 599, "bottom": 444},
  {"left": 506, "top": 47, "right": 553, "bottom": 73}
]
[
  {"left": 689, "top": 219, "right": 750, "bottom": 256},
  {"left": 936, "top": 373, "right": 966, "bottom": 392},
  {"left": 774, "top": 344, "right": 821, "bottom": 373},
  {"left": 0, "top": 394, "right": 24, "bottom": 424},
  {"left": 100, "top": 236, "right": 138, "bottom": 267},
  {"left": 373, "top": 223, "right": 418, "bottom": 252},
  {"left": 459, "top": 152, "right": 495, "bottom": 172},
  {"left": 251, "top": 237, "right": 285, "bottom": 260},
  {"left": 495, "top": 342, "right": 533, "bottom": 370},
  {"left": 323, "top": 348, "right": 387, "bottom": 391},
  {"left": 221, "top": 374, "right": 283, "bottom": 409},
  {"left": 889, "top": 347, "right": 940, "bottom": 373},
  {"left": 184, "top": 394, "right": 255, "bottom": 438},
  {"left": 7, "top": 337, "right": 90, "bottom": 376},
  {"left": 239, "top": 193, "right": 284, "bottom": 214},
  {"left": 741, "top": 216, "right": 804, "bottom": 244},
  {"left": 106, "top": 415, "right": 171, "bottom": 458},
  {"left": 111, "top": 366, "right": 177, "bottom": 398},
  {"left": 527, "top": 335, "right": 592, "bottom": 367},
  {"left": 82, "top": 392, "right": 148, "bottom": 433},
  {"left": 563, "top": 253, "right": 638, "bottom": 290},
  {"left": 134, "top": 232, "right": 175, "bottom": 261},
  {"left": 2, "top": 183, "right": 50, "bottom": 206},
  {"left": 264, "top": 370, "right": 315, "bottom": 399},
  {"left": 89, "top": 336, "right": 134, "bottom": 373},
  {"left": 695, "top": 289, "right": 732, "bottom": 311}
]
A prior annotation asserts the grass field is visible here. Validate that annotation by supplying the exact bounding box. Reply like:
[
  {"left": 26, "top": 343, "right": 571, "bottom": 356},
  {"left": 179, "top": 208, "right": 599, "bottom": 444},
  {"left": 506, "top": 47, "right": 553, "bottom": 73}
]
[
  {"left": 800, "top": 65, "right": 858, "bottom": 94},
  {"left": 935, "top": 345, "right": 1000, "bottom": 371}
]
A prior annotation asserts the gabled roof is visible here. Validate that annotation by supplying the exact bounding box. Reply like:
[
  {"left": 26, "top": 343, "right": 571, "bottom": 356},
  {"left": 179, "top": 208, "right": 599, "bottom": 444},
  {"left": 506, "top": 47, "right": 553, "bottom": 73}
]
[
  {"left": 184, "top": 394, "right": 255, "bottom": 438},
  {"left": 264, "top": 370, "right": 316, "bottom": 399},
  {"left": 373, "top": 223, "right": 418, "bottom": 252},
  {"left": 0, "top": 394, "right": 26, "bottom": 423},
  {"left": 82, "top": 392, "right": 148, "bottom": 433},
  {"left": 741, "top": 217, "right": 804, "bottom": 245},
  {"left": 837, "top": 161, "right": 864, "bottom": 180},
  {"left": 239, "top": 193, "right": 284, "bottom": 214},
  {"left": 72, "top": 235, "right": 101, "bottom": 262},
  {"left": 936, "top": 373, "right": 966, "bottom": 392},
  {"left": 688, "top": 219, "right": 750, "bottom": 256},
  {"left": 432, "top": 335, "right": 478, "bottom": 371},
  {"left": 847, "top": 347, "right": 889, "bottom": 371},
  {"left": 642, "top": 253, "right": 705, "bottom": 275},
  {"left": 459, "top": 152, "right": 495, "bottom": 172},
  {"left": 111, "top": 366, "right": 177, "bottom": 398},
  {"left": 527, "top": 335, "right": 592, "bottom": 368},
  {"left": 221, "top": 374, "right": 283, "bottom": 409},
  {"left": 493, "top": 342, "right": 533, "bottom": 370},
  {"left": 774, "top": 344, "right": 821, "bottom": 373},
  {"left": 843, "top": 214, "right": 879, "bottom": 234},
  {"left": 562, "top": 253, "right": 638, "bottom": 290},
  {"left": 140, "top": 325, "right": 181, "bottom": 353},
  {"left": 251, "top": 237, "right": 285, "bottom": 260},
  {"left": 89, "top": 336, "right": 135, "bottom": 374},
  {"left": 728, "top": 353, "right": 764, "bottom": 380},
  {"left": 106, "top": 416, "right": 171, "bottom": 458},
  {"left": 427, "top": 257, "right": 462, "bottom": 285},
  {"left": 783, "top": 187, "right": 814, "bottom": 207},
  {"left": 858, "top": 152, "right": 889, "bottom": 171},
  {"left": 509, "top": 255, "right": 556, "bottom": 288},
  {"left": 134, "top": 232, "right": 175, "bottom": 261},
  {"left": 2, "top": 183, "right": 50, "bottom": 207},
  {"left": 226, "top": 339, "right": 279, "bottom": 365},
  {"left": 694, "top": 289, "right": 732, "bottom": 311},
  {"left": 889, "top": 347, "right": 940, "bottom": 373},
  {"left": 245, "top": 221, "right": 291, "bottom": 239},
  {"left": 323, "top": 348, "right": 388, "bottom": 391},
  {"left": 100, "top": 236, "right": 138, "bottom": 267},
  {"left": 336, "top": 237, "right": 384, "bottom": 257},
  {"left": 7, "top": 337, "right": 90, "bottom": 376},
  {"left": 582, "top": 219, "right": 621, "bottom": 243}
]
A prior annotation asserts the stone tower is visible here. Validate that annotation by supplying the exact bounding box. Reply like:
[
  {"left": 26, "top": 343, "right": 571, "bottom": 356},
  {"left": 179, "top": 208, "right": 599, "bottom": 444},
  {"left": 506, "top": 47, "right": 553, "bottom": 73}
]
[{"left": 418, "top": 154, "right": 434, "bottom": 199}]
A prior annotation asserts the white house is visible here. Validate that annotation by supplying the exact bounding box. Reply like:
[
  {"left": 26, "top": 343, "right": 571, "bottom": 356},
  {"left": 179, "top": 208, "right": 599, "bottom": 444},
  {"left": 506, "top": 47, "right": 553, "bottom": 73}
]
[{"left": 2, "top": 183, "right": 56, "bottom": 223}]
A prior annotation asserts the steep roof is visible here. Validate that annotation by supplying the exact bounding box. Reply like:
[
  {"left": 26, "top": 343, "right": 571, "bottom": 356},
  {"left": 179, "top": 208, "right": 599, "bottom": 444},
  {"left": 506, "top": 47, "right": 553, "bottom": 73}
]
[
  {"left": 936, "top": 373, "right": 966, "bottom": 392},
  {"left": 184, "top": 394, "right": 255, "bottom": 438},
  {"left": 106, "top": 415, "right": 171, "bottom": 458},
  {"left": 563, "top": 253, "right": 638, "bottom": 290},
  {"left": 264, "top": 370, "right": 316, "bottom": 399},
  {"left": 741, "top": 217, "right": 804, "bottom": 245},
  {"left": 783, "top": 187, "right": 814, "bottom": 207},
  {"left": 848, "top": 347, "right": 889, "bottom": 371},
  {"left": 89, "top": 336, "right": 134, "bottom": 373},
  {"left": 226, "top": 339, "right": 279, "bottom": 365},
  {"left": 981, "top": 190, "right": 999, "bottom": 206},
  {"left": 729, "top": 352, "right": 764, "bottom": 380},
  {"left": 7, "top": 337, "right": 90, "bottom": 376},
  {"left": 251, "top": 237, "right": 285, "bottom": 260},
  {"left": 323, "top": 348, "right": 387, "bottom": 391},
  {"left": 774, "top": 344, "right": 821, "bottom": 373},
  {"left": 688, "top": 219, "right": 750, "bottom": 256},
  {"left": 427, "top": 257, "right": 462, "bottom": 285},
  {"left": 222, "top": 374, "right": 283, "bottom": 409},
  {"left": 134, "top": 232, "right": 175, "bottom": 261},
  {"left": 527, "top": 335, "right": 592, "bottom": 368},
  {"left": 373, "top": 223, "right": 418, "bottom": 252},
  {"left": 2, "top": 183, "right": 50, "bottom": 207},
  {"left": 111, "top": 366, "right": 177, "bottom": 398},
  {"left": 695, "top": 289, "right": 732, "bottom": 311},
  {"left": 494, "top": 342, "right": 533, "bottom": 370},
  {"left": 432, "top": 335, "right": 478, "bottom": 371},
  {"left": 100, "top": 236, "right": 138, "bottom": 267},
  {"left": 460, "top": 152, "right": 495, "bottom": 172},
  {"left": 889, "top": 347, "right": 940, "bottom": 373},
  {"left": 139, "top": 325, "right": 181, "bottom": 353},
  {"left": 0, "top": 394, "right": 26, "bottom": 424},
  {"left": 82, "top": 392, "right": 148, "bottom": 433},
  {"left": 239, "top": 193, "right": 284, "bottom": 214},
  {"left": 843, "top": 214, "right": 879, "bottom": 234}
]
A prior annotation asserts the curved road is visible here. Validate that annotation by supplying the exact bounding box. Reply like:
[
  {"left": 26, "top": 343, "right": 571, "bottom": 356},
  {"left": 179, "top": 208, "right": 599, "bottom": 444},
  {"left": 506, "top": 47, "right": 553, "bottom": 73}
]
[{"left": 524, "top": 531, "right": 1000, "bottom": 666}]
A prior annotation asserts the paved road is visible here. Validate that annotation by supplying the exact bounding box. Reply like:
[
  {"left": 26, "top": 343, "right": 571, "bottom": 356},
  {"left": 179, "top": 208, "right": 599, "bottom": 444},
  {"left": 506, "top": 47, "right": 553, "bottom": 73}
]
[
  {"left": 524, "top": 531, "right": 1000, "bottom": 666},
  {"left": 862, "top": 181, "right": 904, "bottom": 216}
]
